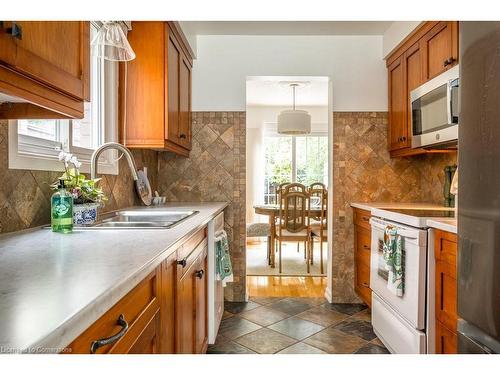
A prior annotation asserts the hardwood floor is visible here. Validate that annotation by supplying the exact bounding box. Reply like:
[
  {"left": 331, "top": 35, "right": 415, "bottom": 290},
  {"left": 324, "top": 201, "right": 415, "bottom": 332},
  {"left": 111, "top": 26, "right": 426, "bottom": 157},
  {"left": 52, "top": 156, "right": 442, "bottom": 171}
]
[{"left": 247, "top": 275, "right": 327, "bottom": 297}]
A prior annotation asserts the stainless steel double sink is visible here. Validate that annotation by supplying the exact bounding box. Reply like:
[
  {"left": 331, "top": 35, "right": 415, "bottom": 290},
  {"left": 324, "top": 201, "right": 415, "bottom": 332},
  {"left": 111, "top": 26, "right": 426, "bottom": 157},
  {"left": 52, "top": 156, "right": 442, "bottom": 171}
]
[{"left": 55, "top": 208, "right": 199, "bottom": 230}]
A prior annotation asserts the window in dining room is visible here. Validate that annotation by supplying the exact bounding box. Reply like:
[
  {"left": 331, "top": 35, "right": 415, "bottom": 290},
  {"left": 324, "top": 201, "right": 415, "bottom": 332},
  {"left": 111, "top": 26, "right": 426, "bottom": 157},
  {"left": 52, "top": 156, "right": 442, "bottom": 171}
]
[{"left": 263, "top": 134, "right": 328, "bottom": 204}]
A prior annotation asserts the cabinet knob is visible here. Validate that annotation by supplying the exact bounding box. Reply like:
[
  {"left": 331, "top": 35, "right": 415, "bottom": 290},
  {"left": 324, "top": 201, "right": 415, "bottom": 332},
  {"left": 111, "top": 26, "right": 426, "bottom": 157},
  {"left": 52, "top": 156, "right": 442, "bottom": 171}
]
[
  {"left": 363, "top": 245, "right": 370, "bottom": 250},
  {"left": 195, "top": 270, "right": 204, "bottom": 279},
  {"left": 362, "top": 282, "right": 369, "bottom": 288},
  {"left": 177, "top": 259, "right": 187, "bottom": 268},
  {"left": 444, "top": 57, "right": 456, "bottom": 67},
  {"left": 179, "top": 133, "right": 187, "bottom": 139}
]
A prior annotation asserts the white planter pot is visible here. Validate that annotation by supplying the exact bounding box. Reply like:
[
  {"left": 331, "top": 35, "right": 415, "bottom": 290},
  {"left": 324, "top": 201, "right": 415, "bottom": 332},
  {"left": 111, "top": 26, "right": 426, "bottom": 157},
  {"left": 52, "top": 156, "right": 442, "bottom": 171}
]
[{"left": 73, "top": 203, "right": 100, "bottom": 226}]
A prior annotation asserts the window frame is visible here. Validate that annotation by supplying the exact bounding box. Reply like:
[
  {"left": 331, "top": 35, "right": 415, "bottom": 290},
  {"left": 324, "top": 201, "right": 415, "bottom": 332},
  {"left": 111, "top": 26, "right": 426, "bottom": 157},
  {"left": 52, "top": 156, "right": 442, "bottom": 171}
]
[
  {"left": 262, "top": 129, "right": 328, "bottom": 204},
  {"left": 8, "top": 25, "right": 119, "bottom": 175}
]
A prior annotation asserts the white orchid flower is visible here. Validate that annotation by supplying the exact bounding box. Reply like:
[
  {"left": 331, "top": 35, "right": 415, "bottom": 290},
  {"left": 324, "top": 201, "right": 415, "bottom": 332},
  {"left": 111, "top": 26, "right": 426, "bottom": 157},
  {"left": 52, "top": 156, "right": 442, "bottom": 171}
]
[
  {"left": 58, "top": 151, "right": 66, "bottom": 161},
  {"left": 70, "top": 156, "right": 82, "bottom": 169}
]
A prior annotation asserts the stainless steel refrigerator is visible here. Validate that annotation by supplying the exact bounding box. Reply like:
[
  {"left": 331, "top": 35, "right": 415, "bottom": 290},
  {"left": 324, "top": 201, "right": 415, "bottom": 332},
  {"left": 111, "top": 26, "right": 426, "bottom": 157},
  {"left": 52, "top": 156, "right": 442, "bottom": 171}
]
[{"left": 458, "top": 21, "right": 500, "bottom": 354}]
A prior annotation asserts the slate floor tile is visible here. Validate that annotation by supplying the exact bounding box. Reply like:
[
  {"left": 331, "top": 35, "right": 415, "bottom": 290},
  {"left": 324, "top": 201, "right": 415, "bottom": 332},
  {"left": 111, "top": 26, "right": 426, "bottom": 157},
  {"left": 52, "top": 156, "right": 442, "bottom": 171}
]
[
  {"left": 269, "top": 298, "right": 313, "bottom": 315},
  {"left": 268, "top": 316, "right": 325, "bottom": 340},
  {"left": 304, "top": 327, "right": 368, "bottom": 354},
  {"left": 235, "top": 328, "right": 297, "bottom": 354},
  {"left": 354, "top": 343, "right": 390, "bottom": 354},
  {"left": 277, "top": 342, "right": 327, "bottom": 354},
  {"left": 350, "top": 308, "right": 371, "bottom": 322},
  {"left": 333, "top": 319, "right": 377, "bottom": 341},
  {"left": 222, "top": 310, "right": 234, "bottom": 320},
  {"left": 287, "top": 297, "right": 328, "bottom": 307},
  {"left": 239, "top": 306, "right": 290, "bottom": 326},
  {"left": 296, "top": 306, "right": 349, "bottom": 327},
  {"left": 224, "top": 300, "right": 261, "bottom": 314},
  {"left": 207, "top": 341, "right": 257, "bottom": 354},
  {"left": 218, "top": 316, "right": 261, "bottom": 340},
  {"left": 322, "top": 303, "right": 367, "bottom": 316}
]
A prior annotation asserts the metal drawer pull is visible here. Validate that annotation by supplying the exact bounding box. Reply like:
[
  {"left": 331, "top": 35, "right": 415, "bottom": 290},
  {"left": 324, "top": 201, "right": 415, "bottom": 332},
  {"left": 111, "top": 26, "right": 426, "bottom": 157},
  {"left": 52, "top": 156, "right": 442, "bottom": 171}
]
[
  {"left": 362, "top": 282, "right": 369, "bottom": 287},
  {"left": 179, "top": 133, "right": 187, "bottom": 139},
  {"left": 90, "top": 314, "right": 129, "bottom": 354},
  {"left": 362, "top": 216, "right": 369, "bottom": 222},
  {"left": 195, "top": 269, "right": 204, "bottom": 279},
  {"left": 177, "top": 258, "right": 187, "bottom": 268},
  {"left": 443, "top": 57, "right": 456, "bottom": 67},
  {"left": 363, "top": 245, "right": 370, "bottom": 250}
]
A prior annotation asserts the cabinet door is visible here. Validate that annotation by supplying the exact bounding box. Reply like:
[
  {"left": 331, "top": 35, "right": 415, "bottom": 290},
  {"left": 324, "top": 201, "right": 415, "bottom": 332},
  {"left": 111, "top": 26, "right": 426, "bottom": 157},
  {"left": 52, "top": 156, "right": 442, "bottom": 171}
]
[
  {"left": 0, "top": 21, "right": 89, "bottom": 101},
  {"left": 167, "top": 31, "right": 181, "bottom": 146},
  {"left": 176, "top": 263, "right": 195, "bottom": 354},
  {"left": 435, "top": 259, "right": 457, "bottom": 332},
  {"left": 436, "top": 321, "right": 457, "bottom": 354},
  {"left": 404, "top": 41, "right": 423, "bottom": 148},
  {"left": 160, "top": 252, "right": 177, "bottom": 353},
  {"left": 178, "top": 52, "right": 192, "bottom": 150},
  {"left": 388, "top": 56, "right": 407, "bottom": 151},
  {"left": 421, "top": 21, "right": 459, "bottom": 80},
  {"left": 194, "top": 249, "right": 208, "bottom": 353}
]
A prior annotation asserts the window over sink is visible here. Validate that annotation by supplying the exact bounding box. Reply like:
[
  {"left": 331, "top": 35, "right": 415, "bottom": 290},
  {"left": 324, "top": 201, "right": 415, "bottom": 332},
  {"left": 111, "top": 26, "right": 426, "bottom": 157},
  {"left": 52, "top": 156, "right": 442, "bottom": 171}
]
[{"left": 8, "top": 22, "right": 119, "bottom": 175}]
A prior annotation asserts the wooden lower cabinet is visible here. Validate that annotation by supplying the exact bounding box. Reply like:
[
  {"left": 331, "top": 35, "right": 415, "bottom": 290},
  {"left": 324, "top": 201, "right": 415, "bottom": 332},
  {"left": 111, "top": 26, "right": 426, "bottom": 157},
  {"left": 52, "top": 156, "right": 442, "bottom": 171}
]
[
  {"left": 434, "top": 229, "right": 458, "bottom": 354},
  {"left": 436, "top": 320, "right": 457, "bottom": 354},
  {"left": 176, "top": 237, "right": 208, "bottom": 354},
  {"left": 353, "top": 208, "right": 372, "bottom": 307},
  {"left": 67, "top": 226, "right": 208, "bottom": 354}
]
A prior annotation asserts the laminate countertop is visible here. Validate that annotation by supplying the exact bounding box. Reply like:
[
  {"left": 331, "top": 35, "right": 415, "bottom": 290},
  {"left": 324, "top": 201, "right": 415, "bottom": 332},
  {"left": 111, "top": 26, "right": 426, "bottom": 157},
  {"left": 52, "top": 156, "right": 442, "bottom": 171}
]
[
  {"left": 350, "top": 202, "right": 457, "bottom": 233},
  {"left": 0, "top": 202, "right": 227, "bottom": 353}
]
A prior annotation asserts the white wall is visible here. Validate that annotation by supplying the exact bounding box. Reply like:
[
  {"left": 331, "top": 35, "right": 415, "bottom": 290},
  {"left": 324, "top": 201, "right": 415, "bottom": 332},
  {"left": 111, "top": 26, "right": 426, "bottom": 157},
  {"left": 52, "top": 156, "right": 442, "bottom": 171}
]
[
  {"left": 246, "top": 127, "right": 264, "bottom": 224},
  {"left": 192, "top": 35, "right": 387, "bottom": 112},
  {"left": 178, "top": 21, "right": 198, "bottom": 58},
  {"left": 382, "top": 21, "right": 422, "bottom": 58}
]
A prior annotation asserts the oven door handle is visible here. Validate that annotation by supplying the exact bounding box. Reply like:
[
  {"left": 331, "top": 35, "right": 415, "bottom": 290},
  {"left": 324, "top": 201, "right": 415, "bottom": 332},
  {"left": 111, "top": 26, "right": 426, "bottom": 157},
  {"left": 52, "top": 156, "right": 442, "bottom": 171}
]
[{"left": 369, "top": 220, "right": 419, "bottom": 240}]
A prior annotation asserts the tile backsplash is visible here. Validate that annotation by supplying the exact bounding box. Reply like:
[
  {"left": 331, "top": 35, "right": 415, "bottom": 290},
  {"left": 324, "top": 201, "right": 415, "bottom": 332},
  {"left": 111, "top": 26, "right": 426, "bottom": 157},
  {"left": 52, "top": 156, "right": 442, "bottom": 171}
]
[
  {"left": 0, "top": 120, "right": 158, "bottom": 234},
  {"left": 331, "top": 112, "right": 457, "bottom": 303},
  {"left": 157, "top": 112, "right": 246, "bottom": 302}
]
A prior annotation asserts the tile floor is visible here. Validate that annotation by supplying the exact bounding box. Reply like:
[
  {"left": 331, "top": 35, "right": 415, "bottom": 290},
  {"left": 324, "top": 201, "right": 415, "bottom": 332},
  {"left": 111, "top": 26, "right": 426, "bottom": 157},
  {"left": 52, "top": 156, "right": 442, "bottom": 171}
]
[{"left": 208, "top": 297, "right": 390, "bottom": 354}]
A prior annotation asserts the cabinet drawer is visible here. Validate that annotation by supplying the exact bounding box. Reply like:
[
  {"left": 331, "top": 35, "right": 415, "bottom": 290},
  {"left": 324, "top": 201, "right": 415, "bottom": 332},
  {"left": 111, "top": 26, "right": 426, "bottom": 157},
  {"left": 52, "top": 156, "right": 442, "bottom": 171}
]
[
  {"left": 177, "top": 230, "right": 208, "bottom": 279},
  {"left": 355, "top": 226, "right": 371, "bottom": 267},
  {"left": 177, "top": 227, "right": 207, "bottom": 263},
  {"left": 436, "top": 320, "right": 457, "bottom": 354},
  {"left": 435, "top": 260, "right": 457, "bottom": 332},
  {"left": 353, "top": 208, "right": 371, "bottom": 230},
  {"left": 434, "top": 229, "right": 457, "bottom": 266},
  {"left": 67, "top": 268, "right": 160, "bottom": 354},
  {"left": 355, "top": 263, "right": 371, "bottom": 306}
]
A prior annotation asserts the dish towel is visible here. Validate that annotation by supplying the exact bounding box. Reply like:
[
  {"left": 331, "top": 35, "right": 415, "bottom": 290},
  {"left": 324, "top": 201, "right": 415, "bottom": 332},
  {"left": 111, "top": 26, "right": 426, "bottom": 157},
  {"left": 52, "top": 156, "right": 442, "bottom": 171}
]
[
  {"left": 383, "top": 226, "right": 404, "bottom": 297},
  {"left": 215, "top": 230, "right": 233, "bottom": 287}
]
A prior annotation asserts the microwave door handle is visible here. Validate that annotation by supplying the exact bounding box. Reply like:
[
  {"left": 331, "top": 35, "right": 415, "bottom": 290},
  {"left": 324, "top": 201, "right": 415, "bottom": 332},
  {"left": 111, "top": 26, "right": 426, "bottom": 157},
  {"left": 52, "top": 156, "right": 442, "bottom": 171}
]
[{"left": 447, "top": 80, "right": 453, "bottom": 125}]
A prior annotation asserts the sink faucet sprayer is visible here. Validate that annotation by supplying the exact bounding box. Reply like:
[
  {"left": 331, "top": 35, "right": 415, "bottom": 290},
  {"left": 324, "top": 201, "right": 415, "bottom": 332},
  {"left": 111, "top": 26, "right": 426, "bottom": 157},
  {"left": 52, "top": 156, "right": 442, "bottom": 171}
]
[{"left": 90, "top": 142, "right": 152, "bottom": 205}]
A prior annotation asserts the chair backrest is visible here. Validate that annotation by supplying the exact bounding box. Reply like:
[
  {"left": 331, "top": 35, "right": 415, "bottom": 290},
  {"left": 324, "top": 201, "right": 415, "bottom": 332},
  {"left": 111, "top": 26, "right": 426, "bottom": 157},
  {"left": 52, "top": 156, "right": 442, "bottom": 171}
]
[
  {"left": 309, "top": 182, "right": 326, "bottom": 192},
  {"left": 309, "top": 185, "right": 328, "bottom": 234},
  {"left": 283, "top": 183, "right": 306, "bottom": 194},
  {"left": 275, "top": 182, "right": 290, "bottom": 205},
  {"left": 278, "top": 189, "right": 310, "bottom": 233}
]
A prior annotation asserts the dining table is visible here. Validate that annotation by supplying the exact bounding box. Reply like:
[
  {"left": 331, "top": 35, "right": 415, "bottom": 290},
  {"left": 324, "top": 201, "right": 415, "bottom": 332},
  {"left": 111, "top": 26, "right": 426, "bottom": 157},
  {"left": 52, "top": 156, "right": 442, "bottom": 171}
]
[{"left": 253, "top": 204, "right": 326, "bottom": 268}]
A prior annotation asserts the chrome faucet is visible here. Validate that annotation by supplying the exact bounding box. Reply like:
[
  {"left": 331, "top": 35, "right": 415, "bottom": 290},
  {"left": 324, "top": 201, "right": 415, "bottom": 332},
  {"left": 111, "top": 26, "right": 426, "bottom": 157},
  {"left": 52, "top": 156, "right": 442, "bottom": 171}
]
[{"left": 90, "top": 142, "right": 139, "bottom": 180}]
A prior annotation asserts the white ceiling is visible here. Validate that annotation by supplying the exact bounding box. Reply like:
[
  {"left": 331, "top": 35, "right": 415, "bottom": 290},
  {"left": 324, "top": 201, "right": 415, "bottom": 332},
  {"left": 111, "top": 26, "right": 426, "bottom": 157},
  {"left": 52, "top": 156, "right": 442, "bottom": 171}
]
[
  {"left": 181, "top": 21, "right": 392, "bottom": 36},
  {"left": 246, "top": 76, "right": 328, "bottom": 107}
]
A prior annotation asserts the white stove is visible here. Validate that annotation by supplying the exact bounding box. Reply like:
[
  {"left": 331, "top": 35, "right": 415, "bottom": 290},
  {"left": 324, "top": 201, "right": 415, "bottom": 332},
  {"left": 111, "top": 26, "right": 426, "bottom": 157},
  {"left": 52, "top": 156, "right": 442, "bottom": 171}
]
[
  {"left": 369, "top": 207, "right": 455, "bottom": 354},
  {"left": 371, "top": 208, "right": 455, "bottom": 228}
]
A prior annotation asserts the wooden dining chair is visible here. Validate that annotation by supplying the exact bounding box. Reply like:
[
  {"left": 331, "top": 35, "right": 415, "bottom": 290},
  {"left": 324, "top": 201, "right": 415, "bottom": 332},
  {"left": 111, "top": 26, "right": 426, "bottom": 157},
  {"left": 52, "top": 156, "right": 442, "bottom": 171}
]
[
  {"left": 276, "top": 188, "right": 311, "bottom": 273},
  {"left": 309, "top": 185, "right": 327, "bottom": 274},
  {"left": 275, "top": 182, "right": 290, "bottom": 206},
  {"left": 281, "top": 183, "right": 307, "bottom": 255}
]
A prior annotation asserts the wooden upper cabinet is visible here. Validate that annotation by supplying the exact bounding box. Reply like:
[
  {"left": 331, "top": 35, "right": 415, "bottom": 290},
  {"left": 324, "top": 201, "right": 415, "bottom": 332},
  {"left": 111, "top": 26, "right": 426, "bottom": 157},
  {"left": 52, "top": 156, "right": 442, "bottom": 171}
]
[
  {"left": 121, "top": 21, "right": 193, "bottom": 156},
  {"left": 388, "top": 56, "right": 406, "bottom": 151},
  {"left": 0, "top": 21, "right": 89, "bottom": 119},
  {"left": 421, "top": 22, "right": 459, "bottom": 81},
  {"left": 386, "top": 21, "right": 459, "bottom": 158},
  {"left": 404, "top": 41, "right": 424, "bottom": 148}
]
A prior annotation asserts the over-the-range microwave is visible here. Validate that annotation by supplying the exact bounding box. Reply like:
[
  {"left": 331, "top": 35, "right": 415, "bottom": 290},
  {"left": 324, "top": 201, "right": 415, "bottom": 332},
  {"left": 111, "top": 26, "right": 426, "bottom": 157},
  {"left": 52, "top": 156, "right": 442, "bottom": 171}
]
[{"left": 410, "top": 65, "right": 459, "bottom": 149}]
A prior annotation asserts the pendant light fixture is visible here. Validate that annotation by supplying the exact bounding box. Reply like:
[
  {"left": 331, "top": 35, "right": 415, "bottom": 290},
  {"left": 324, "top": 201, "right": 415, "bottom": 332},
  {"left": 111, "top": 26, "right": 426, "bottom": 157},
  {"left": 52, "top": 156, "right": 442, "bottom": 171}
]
[
  {"left": 91, "top": 21, "right": 136, "bottom": 61},
  {"left": 277, "top": 83, "right": 311, "bottom": 135}
]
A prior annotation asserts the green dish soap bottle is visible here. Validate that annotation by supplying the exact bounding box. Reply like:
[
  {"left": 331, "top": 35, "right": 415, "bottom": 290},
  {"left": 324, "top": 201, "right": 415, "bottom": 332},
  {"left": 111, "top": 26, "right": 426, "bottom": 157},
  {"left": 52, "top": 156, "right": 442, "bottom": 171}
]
[{"left": 51, "top": 179, "right": 73, "bottom": 233}]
